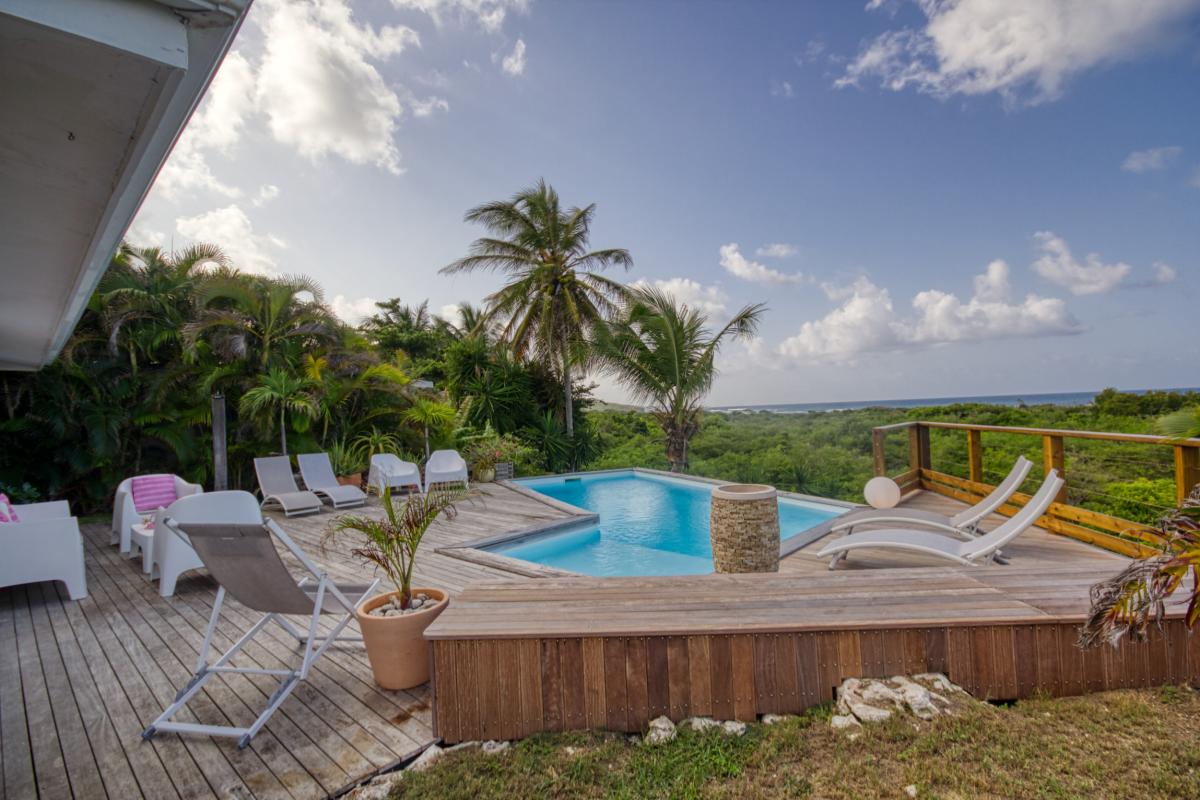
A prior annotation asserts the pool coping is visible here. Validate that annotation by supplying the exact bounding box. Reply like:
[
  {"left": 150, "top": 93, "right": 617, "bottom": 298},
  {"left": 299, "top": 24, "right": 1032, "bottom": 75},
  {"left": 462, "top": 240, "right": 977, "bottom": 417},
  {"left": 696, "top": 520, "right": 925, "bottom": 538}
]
[{"left": 434, "top": 468, "right": 859, "bottom": 576}]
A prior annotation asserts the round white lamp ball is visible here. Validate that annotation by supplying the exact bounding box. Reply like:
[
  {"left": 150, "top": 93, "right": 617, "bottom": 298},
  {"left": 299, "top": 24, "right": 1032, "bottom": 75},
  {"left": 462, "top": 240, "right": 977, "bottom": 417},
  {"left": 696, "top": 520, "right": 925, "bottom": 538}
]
[{"left": 863, "top": 476, "right": 901, "bottom": 509}]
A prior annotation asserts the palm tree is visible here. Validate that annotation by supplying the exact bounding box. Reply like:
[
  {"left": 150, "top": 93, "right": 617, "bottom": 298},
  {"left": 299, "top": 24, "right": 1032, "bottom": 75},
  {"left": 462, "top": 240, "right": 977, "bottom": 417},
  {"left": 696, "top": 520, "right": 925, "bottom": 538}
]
[
  {"left": 441, "top": 180, "right": 632, "bottom": 441},
  {"left": 402, "top": 396, "right": 456, "bottom": 460},
  {"left": 594, "top": 287, "right": 765, "bottom": 472},
  {"left": 239, "top": 368, "right": 318, "bottom": 455},
  {"left": 99, "top": 243, "right": 227, "bottom": 371},
  {"left": 185, "top": 273, "right": 335, "bottom": 373}
]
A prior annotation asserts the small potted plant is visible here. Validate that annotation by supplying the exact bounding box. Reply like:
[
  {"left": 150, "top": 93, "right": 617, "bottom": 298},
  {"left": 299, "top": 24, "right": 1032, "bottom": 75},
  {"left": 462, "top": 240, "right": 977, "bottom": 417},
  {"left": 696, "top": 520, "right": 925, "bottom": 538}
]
[
  {"left": 328, "top": 438, "right": 366, "bottom": 487},
  {"left": 327, "top": 486, "right": 462, "bottom": 689},
  {"left": 464, "top": 429, "right": 532, "bottom": 483}
]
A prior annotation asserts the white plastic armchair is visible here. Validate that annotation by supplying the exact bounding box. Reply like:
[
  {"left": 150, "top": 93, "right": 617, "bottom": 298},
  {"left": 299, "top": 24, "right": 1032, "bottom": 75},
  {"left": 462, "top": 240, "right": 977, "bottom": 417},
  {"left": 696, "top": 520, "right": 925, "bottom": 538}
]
[
  {"left": 1, "top": 501, "right": 87, "bottom": 599},
  {"left": 424, "top": 449, "right": 469, "bottom": 492},
  {"left": 368, "top": 453, "right": 422, "bottom": 495},
  {"left": 151, "top": 491, "right": 264, "bottom": 597},
  {"left": 112, "top": 474, "right": 202, "bottom": 555}
]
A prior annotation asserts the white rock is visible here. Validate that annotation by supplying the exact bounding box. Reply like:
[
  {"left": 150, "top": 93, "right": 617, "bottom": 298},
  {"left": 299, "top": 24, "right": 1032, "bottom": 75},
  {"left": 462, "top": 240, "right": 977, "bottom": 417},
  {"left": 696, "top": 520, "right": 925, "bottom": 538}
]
[
  {"left": 849, "top": 702, "right": 892, "bottom": 723},
  {"left": 760, "top": 714, "right": 787, "bottom": 725},
  {"left": 681, "top": 717, "right": 720, "bottom": 732},
  {"left": 904, "top": 784, "right": 918, "bottom": 798},
  {"left": 645, "top": 715, "right": 677, "bottom": 745},
  {"left": 626, "top": 734, "right": 641, "bottom": 745},
  {"left": 443, "top": 741, "right": 481, "bottom": 754},
  {"left": 830, "top": 714, "right": 862, "bottom": 730},
  {"left": 720, "top": 720, "right": 746, "bottom": 736},
  {"left": 481, "top": 740, "right": 510, "bottom": 755},
  {"left": 914, "top": 673, "right": 956, "bottom": 693},
  {"left": 861, "top": 682, "right": 903, "bottom": 708},
  {"left": 408, "top": 744, "right": 443, "bottom": 772}
]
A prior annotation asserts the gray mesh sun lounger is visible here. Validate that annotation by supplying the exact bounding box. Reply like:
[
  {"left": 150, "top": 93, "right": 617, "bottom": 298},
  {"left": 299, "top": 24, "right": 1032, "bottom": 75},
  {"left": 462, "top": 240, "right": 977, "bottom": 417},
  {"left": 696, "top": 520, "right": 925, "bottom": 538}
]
[
  {"left": 297, "top": 452, "right": 367, "bottom": 509},
  {"left": 143, "top": 510, "right": 378, "bottom": 748},
  {"left": 254, "top": 456, "right": 323, "bottom": 517}
]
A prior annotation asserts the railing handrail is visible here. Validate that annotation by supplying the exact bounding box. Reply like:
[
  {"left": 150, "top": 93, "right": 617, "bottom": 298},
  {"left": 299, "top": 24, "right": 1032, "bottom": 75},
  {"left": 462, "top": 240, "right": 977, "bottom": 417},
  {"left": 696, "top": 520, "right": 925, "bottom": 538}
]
[{"left": 871, "top": 419, "right": 1200, "bottom": 447}]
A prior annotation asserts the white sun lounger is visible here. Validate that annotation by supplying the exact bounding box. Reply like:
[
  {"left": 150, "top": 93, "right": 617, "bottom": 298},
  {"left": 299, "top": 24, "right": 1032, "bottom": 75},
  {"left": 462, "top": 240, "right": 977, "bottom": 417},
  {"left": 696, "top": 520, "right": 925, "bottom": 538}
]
[
  {"left": 143, "top": 497, "right": 378, "bottom": 748},
  {"left": 424, "top": 449, "right": 469, "bottom": 493},
  {"left": 368, "top": 453, "right": 422, "bottom": 495},
  {"left": 816, "top": 470, "right": 1063, "bottom": 568},
  {"left": 297, "top": 453, "right": 367, "bottom": 509},
  {"left": 830, "top": 456, "right": 1034, "bottom": 536},
  {"left": 254, "top": 456, "right": 323, "bottom": 517}
]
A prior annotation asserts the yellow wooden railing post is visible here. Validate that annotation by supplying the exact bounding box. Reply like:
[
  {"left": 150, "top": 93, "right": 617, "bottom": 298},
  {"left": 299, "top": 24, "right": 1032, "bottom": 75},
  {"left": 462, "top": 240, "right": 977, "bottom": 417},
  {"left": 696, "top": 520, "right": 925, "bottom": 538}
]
[
  {"left": 909, "top": 423, "right": 930, "bottom": 485},
  {"left": 871, "top": 428, "right": 887, "bottom": 477},
  {"left": 966, "top": 429, "right": 983, "bottom": 484},
  {"left": 1174, "top": 444, "right": 1200, "bottom": 504},
  {"left": 1042, "top": 434, "right": 1067, "bottom": 504}
]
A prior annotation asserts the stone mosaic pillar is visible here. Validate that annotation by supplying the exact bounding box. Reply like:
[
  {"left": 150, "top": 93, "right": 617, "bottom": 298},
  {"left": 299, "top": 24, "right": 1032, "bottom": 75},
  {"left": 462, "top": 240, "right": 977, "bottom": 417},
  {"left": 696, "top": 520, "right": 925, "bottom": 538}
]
[{"left": 710, "top": 484, "right": 780, "bottom": 573}]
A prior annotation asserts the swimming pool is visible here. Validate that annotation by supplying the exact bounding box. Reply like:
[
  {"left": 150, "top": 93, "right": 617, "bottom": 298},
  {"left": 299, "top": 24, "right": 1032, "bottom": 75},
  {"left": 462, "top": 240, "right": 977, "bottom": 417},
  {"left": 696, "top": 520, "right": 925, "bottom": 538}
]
[{"left": 488, "top": 470, "right": 847, "bottom": 577}]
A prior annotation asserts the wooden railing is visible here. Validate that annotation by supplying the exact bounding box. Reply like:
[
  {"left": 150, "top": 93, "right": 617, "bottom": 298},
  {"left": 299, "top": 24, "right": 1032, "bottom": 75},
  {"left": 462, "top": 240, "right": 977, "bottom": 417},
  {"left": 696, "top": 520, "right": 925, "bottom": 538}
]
[{"left": 870, "top": 421, "right": 1200, "bottom": 559}]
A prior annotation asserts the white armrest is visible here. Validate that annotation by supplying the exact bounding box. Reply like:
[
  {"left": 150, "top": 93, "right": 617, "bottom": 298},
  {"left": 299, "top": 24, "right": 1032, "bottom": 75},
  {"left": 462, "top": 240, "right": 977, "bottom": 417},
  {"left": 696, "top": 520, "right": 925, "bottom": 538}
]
[{"left": 14, "top": 500, "right": 71, "bottom": 521}]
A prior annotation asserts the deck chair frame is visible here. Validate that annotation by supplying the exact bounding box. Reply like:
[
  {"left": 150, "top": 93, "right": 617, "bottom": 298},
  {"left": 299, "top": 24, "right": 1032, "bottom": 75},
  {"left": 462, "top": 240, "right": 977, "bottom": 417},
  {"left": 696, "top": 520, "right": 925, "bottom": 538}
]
[{"left": 142, "top": 517, "right": 378, "bottom": 749}]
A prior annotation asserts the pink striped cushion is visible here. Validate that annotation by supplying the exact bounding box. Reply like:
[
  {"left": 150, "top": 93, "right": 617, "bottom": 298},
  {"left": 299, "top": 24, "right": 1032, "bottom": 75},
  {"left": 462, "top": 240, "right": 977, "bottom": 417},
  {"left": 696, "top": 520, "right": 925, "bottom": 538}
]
[
  {"left": 131, "top": 474, "right": 177, "bottom": 513},
  {"left": 0, "top": 494, "right": 17, "bottom": 524}
]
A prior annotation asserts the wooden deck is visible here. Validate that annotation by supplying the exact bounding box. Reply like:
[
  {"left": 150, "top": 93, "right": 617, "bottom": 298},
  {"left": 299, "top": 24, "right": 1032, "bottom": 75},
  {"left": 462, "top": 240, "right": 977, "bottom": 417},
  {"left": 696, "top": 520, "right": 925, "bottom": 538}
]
[
  {"left": 0, "top": 483, "right": 567, "bottom": 800},
  {"left": 0, "top": 483, "right": 1146, "bottom": 798}
]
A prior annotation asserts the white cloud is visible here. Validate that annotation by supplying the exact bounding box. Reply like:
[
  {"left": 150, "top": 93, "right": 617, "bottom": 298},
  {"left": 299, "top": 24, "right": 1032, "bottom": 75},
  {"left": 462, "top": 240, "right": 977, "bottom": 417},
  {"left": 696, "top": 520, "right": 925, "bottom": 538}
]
[
  {"left": 1191, "top": 166, "right": 1200, "bottom": 189},
  {"left": 252, "top": 184, "right": 280, "bottom": 207},
  {"left": 187, "top": 51, "right": 257, "bottom": 154},
  {"left": 126, "top": 219, "right": 167, "bottom": 249},
  {"left": 439, "top": 303, "right": 465, "bottom": 328},
  {"left": 407, "top": 93, "right": 451, "bottom": 117},
  {"left": 501, "top": 39, "right": 526, "bottom": 75},
  {"left": 1029, "top": 232, "right": 1132, "bottom": 295},
  {"left": 332, "top": 294, "right": 381, "bottom": 323},
  {"left": 1122, "top": 145, "right": 1183, "bottom": 172},
  {"left": 795, "top": 40, "right": 826, "bottom": 66},
  {"left": 719, "top": 243, "right": 807, "bottom": 284},
  {"left": 254, "top": 0, "right": 419, "bottom": 176},
  {"left": 154, "top": 137, "right": 243, "bottom": 201},
  {"left": 755, "top": 243, "right": 798, "bottom": 259},
  {"left": 779, "top": 261, "right": 1083, "bottom": 363},
  {"left": 837, "top": 0, "right": 1200, "bottom": 105},
  {"left": 632, "top": 278, "right": 728, "bottom": 316},
  {"left": 1153, "top": 262, "right": 1178, "bottom": 285},
  {"left": 152, "top": 51, "right": 257, "bottom": 201},
  {"left": 770, "top": 80, "right": 795, "bottom": 98},
  {"left": 391, "top": 0, "right": 528, "bottom": 33},
  {"left": 175, "top": 205, "right": 284, "bottom": 275}
]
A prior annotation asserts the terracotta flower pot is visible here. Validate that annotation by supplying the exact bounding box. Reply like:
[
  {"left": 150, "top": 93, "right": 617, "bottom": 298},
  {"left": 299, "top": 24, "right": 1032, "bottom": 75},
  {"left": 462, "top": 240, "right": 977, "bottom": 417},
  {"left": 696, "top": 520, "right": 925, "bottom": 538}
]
[
  {"left": 336, "top": 473, "right": 363, "bottom": 487},
  {"left": 355, "top": 588, "right": 449, "bottom": 690}
]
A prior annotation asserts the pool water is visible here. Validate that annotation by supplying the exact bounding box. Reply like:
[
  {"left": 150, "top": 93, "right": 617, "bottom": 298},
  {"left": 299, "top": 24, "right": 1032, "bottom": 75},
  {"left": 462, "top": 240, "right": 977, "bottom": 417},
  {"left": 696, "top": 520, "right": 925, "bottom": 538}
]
[{"left": 489, "top": 471, "right": 845, "bottom": 577}]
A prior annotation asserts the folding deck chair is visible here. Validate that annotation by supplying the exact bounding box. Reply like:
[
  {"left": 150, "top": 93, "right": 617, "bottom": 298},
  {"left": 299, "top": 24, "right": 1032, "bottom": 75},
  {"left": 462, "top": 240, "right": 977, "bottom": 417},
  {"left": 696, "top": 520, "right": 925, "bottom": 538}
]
[{"left": 142, "top": 508, "right": 378, "bottom": 749}]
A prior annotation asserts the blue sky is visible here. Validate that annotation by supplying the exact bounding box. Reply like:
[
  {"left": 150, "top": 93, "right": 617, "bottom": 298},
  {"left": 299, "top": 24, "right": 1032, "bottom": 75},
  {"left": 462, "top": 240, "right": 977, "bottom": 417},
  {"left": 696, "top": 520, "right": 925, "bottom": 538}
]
[{"left": 131, "top": 0, "right": 1200, "bottom": 406}]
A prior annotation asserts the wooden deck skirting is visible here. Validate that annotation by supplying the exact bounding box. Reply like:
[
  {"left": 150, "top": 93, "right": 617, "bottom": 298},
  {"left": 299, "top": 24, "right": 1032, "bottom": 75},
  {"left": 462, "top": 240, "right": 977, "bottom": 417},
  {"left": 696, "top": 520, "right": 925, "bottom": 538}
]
[{"left": 425, "top": 567, "right": 1198, "bottom": 743}]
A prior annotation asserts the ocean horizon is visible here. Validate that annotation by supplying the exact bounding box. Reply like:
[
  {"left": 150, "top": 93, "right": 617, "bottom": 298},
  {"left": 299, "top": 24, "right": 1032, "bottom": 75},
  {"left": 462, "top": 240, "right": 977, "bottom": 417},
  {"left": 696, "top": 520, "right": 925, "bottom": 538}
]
[{"left": 710, "top": 387, "right": 1200, "bottom": 415}]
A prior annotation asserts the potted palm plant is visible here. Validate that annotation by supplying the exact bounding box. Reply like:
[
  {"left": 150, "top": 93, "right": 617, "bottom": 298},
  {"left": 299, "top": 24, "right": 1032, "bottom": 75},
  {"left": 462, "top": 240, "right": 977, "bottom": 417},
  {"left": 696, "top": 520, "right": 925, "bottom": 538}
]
[
  {"left": 327, "top": 437, "right": 366, "bottom": 487},
  {"left": 327, "top": 486, "right": 462, "bottom": 689}
]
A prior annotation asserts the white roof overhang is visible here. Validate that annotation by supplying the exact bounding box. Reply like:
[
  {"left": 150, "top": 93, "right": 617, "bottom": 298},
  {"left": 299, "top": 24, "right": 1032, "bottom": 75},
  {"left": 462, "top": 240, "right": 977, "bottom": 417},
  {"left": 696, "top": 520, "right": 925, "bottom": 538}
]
[{"left": 0, "top": 0, "right": 248, "bottom": 370}]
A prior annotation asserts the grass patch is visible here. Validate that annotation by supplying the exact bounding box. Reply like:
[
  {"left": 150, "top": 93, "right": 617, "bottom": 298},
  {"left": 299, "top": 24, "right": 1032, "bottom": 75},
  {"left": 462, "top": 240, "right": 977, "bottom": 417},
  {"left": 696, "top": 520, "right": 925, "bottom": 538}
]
[{"left": 392, "top": 688, "right": 1200, "bottom": 799}]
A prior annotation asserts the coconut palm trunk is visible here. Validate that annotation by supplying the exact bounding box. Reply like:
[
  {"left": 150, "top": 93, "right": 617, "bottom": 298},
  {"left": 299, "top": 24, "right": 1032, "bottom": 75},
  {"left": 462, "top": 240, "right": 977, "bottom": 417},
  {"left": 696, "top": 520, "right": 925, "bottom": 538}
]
[{"left": 562, "top": 353, "right": 574, "bottom": 439}]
